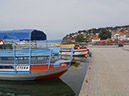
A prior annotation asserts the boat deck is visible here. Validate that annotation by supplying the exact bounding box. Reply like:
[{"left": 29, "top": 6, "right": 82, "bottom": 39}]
[{"left": 0, "top": 48, "right": 51, "bottom": 57}]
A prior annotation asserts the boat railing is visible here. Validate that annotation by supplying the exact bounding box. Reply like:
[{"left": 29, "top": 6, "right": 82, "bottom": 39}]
[
  {"left": 51, "top": 47, "right": 74, "bottom": 67},
  {"left": 0, "top": 48, "right": 51, "bottom": 73},
  {"left": 59, "top": 47, "right": 74, "bottom": 61},
  {"left": 0, "top": 29, "right": 50, "bottom": 74},
  {"left": 0, "top": 47, "right": 74, "bottom": 73}
]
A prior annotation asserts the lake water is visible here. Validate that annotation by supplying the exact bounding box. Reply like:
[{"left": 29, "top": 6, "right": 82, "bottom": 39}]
[
  {"left": 37, "top": 40, "right": 62, "bottom": 46},
  {"left": 61, "top": 56, "right": 90, "bottom": 96},
  {"left": 0, "top": 56, "right": 90, "bottom": 96},
  {"left": 0, "top": 40, "right": 90, "bottom": 96}
]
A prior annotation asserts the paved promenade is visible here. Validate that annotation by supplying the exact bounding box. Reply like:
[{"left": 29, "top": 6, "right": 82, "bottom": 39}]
[{"left": 79, "top": 46, "right": 129, "bottom": 96}]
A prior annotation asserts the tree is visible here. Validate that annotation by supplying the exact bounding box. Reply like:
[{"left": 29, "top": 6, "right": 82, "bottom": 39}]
[
  {"left": 98, "top": 29, "right": 111, "bottom": 40},
  {"left": 75, "top": 34, "right": 84, "bottom": 42}
]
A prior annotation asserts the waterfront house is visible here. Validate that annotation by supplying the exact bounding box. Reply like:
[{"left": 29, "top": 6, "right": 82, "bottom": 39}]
[
  {"left": 111, "top": 32, "right": 127, "bottom": 40},
  {"left": 92, "top": 37, "right": 100, "bottom": 43},
  {"left": 71, "top": 39, "right": 75, "bottom": 43},
  {"left": 88, "top": 36, "right": 100, "bottom": 43}
]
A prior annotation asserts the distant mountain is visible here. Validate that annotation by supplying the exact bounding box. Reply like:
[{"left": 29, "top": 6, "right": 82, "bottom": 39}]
[{"left": 62, "top": 25, "right": 129, "bottom": 43}]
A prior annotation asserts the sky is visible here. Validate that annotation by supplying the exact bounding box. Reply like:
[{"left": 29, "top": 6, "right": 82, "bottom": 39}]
[{"left": 0, "top": 0, "right": 129, "bottom": 40}]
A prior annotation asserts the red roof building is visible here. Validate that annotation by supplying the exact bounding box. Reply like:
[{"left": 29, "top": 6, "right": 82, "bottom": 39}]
[
  {"left": 88, "top": 36, "right": 100, "bottom": 42},
  {"left": 111, "top": 32, "right": 126, "bottom": 40},
  {"left": 92, "top": 36, "right": 100, "bottom": 43}
]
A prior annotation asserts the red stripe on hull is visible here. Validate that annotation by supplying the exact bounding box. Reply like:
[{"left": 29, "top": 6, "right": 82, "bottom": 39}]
[
  {"left": 73, "top": 54, "right": 87, "bottom": 56},
  {"left": 60, "top": 50, "right": 88, "bottom": 52},
  {"left": 35, "top": 70, "right": 68, "bottom": 80},
  {"left": 31, "top": 63, "right": 69, "bottom": 71}
]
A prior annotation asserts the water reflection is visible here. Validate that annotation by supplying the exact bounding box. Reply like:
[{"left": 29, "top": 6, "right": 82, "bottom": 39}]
[
  {"left": 73, "top": 57, "right": 88, "bottom": 64},
  {"left": 60, "top": 56, "right": 88, "bottom": 68},
  {"left": 0, "top": 56, "right": 89, "bottom": 96},
  {"left": 61, "top": 56, "right": 90, "bottom": 96},
  {"left": 71, "top": 63, "right": 80, "bottom": 68},
  {"left": 0, "top": 78, "right": 75, "bottom": 96}
]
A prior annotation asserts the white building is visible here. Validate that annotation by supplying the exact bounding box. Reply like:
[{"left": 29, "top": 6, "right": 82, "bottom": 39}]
[
  {"left": 92, "top": 37, "right": 100, "bottom": 43},
  {"left": 111, "top": 32, "right": 126, "bottom": 40}
]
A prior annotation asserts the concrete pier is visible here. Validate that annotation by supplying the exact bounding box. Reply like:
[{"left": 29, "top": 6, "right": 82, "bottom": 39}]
[{"left": 79, "top": 45, "right": 129, "bottom": 96}]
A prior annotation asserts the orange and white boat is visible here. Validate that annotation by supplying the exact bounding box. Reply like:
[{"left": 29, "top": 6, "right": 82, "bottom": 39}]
[
  {"left": 0, "top": 29, "right": 75, "bottom": 80},
  {"left": 55, "top": 44, "right": 88, "bottom": 57},
  {"left": 60, "top": 47, "right": 88, "bottom": 57}
]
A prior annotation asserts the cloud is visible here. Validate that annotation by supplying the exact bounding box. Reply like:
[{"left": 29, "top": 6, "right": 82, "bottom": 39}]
[{"left": 0, "top": 0, "right": 129, "bottom": 40}]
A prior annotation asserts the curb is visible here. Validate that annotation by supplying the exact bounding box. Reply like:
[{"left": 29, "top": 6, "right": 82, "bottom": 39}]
[{"left": 79, "top": 51, "right": 94, "bottom": 96}]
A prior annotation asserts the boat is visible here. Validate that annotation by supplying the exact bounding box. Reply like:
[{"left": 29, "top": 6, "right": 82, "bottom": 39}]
[
  {"left": 60, "top": 56, "right": 88, "bottom": 64},
  {"left": 0, "top": 29, "right": 74, "bottom": 80},
  {"left": 55, "top": 44, "right": 88, "bottom": 57},
  {"left": 54, "top": 44, "right": 80, "bottom": 47}
]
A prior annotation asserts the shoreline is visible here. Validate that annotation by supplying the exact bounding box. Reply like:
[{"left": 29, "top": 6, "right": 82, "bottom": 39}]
[{"left": 79, "top": 50, "right": 94, "bottom": 96}]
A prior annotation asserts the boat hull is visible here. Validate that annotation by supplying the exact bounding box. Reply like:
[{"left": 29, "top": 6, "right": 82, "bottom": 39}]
[
  {"left": 60, "top": 48, "right": 88, "bottom": 57},
  {"left": 0, "top": 63, "right": 70, "bottom": 80}
]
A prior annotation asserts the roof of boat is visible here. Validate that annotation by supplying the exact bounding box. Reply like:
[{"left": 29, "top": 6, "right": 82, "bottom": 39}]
[
  {"left": 54, "top": 44, "right": 80, "bottom": 47},
  {"left": 0, "top": 29, "right": 46, "bottom": 41}
]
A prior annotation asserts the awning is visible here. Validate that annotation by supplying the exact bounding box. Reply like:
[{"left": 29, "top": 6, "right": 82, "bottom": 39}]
[{"left": 0, "top": 29, "right": 47, "bottom": 41}]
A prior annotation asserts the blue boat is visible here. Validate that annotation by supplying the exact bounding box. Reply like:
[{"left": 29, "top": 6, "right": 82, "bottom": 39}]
[{"left": 0, "top": 29, "right": 74, "bottom": 80}]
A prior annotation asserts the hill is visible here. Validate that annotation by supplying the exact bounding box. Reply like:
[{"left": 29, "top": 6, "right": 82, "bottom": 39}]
[{"left": 62, "top": 25, "right": 129, "bottom": 43}]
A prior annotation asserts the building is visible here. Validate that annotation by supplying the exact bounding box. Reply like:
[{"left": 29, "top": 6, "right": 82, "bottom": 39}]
[
  {"left": 126, "top": 35, "right": 129, "bottom": 41},
  {"left": 88, "top": 36, "right": 100, "bottom": 43},
  {"left": 88, "top": 36, "right": 94, "bottom": 42},
  {"left": 92, "top": 37, "right": 100, "bottom": 43},
  {"left": 71, "top": 39, "right": 75, "bottom": 43},
  {"left": 111, "top": 32, "right": 126, "bottom": 40}
]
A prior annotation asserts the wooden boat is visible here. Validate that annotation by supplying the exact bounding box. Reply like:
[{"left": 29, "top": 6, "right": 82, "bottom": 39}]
[
  {"left": 55, "top": 44, "right": 80, "bottom": 47},
  {"left": 55, "top": 44, "right": 88, "bottom": 57},
  {"left": 0, "top": 29, "right": 74, "bottom": 80},
  {"left": 60, "top": 56, "right": 88, "bottom": 64},
  {"left": 60, "top": 47, "right": 88, "bottom": 57}
]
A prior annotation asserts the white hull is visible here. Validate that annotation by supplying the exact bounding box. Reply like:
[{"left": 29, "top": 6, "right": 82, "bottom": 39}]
[{"left": 60, "top": 51, "right": 88, "bottom": 56}]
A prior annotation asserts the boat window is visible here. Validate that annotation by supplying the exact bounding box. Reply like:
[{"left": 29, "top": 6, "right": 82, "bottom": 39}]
[{"left": 0, "top": 66, "right": 14, "bottom": 69}]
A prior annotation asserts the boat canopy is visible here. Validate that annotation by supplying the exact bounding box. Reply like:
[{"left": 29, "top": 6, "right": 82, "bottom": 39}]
[{"left": 0, "top": 29, "right": 46, "bottom": 41}]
